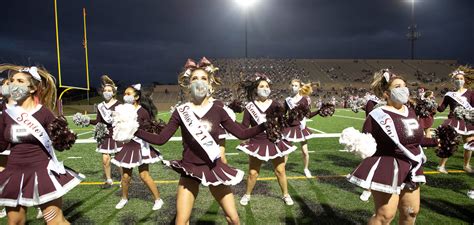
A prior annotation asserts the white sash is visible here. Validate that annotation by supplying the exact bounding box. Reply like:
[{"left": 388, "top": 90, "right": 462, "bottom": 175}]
[
  {"left": 97, "top": 102, "right": 113, "bottom": 124},
  {"left": 369, "top": 108, "right": 426, "bottom": 182},
  {"left": 177, "top": 103, "right": 220, "bottom": 162},
  {"left": 446, "top": 92, "right": 472, "bottom": 110},
  {"left": 132, "top": 137, "right": 150, "bottom": 157},
  {"left": 286, "top": 96, "right": 307, "bottom": 129},
  {"left": 5, "top": 105, "right": 66, "bottom": 174},
  {"left": 245, "top": 102, "right": 267, "bottom": 125}
]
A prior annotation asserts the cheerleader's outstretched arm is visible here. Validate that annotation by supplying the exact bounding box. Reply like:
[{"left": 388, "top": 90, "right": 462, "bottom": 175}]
[
  {"left": 135, "top": 111, "right": 180, "bottom": 145},
  {"left": 437, "top": 96, "right": 447, "bottom": 112}
]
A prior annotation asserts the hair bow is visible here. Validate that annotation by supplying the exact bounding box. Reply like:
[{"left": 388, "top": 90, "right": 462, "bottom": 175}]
[
  {"left": 19, "top": 66, "right": 41, "bottom": 81},
  {"left": 254, "top": 72, "right": 271, "bottom": 83},
  {"left": 183, "top": 57, "right": 218, "bottom": 77},
  {"left": 132, "top": 83, "right": 141, "bottom": 91},
  {"left": 451, "top": 70, "right": 465, "bottom": 78},
  {"left": 382, "top": 69, "right": 393, "bottom": 82}
]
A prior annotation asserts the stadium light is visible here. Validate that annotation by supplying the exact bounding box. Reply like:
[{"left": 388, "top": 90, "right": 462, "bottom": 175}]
[
  {"left": 235, "top": 0, "right": 257, "bottom": 8},
  {"left": 406, "top": 0, "right": 421, "bottom": 59}
]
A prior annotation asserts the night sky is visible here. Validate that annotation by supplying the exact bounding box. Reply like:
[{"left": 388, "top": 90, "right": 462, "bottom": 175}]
[{"left": 1, "top": 0, "right": 473, "bottom": 87}]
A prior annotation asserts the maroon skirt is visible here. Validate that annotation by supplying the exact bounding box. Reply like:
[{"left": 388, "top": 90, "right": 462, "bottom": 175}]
[
  {"left": 111, "top": 139, "right": 162, "bottom": 168},
  {"left": 347, "top": 155, "right": 425, "bottom": 195},
  {"left": 283, "top": 126, "right": 316, "bottom": 142},
  {"left": 237, "top": 139, "right": 296, "bottom": 161},
  {"left": 169, "top": 159, "right": 244, "bottom": 186},
  {"left": 418, "top": 116, "right": 434, "bottom": 129},
  {"left": 442, "top": 118, "right": 474, "bottom": 135},
  {"left": 96, "top": 137, "right": 123, "bottom": 154},
  {"left": 0, "top": 160, "right": 84, "bottom": 207}
]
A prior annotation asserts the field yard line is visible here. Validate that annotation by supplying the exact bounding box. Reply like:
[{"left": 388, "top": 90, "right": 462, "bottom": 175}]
[
  {"left": 226, "top": 153, "right": 239, "bottom": 156},
  {"left": 332, "top": 115, "right": 365, "bottom": 121},
  {"left": 434, "top": 116, "right": 447, "bottom": 120},
  {"left": 78, "top": 170, "right": 466, "bottom": 185},
  {"left": 75, "top": 133, "right": 343, "bottom": 143},
  {"left": 65, "top": 114, "right": 96, "bottom": 118},
  {"left": 77, "top": 131, "right": 93, "bottom": 136},
  {"left": 158, "top": 112, "right": 170, "bottom": 116},
  {"left": 307, "top": 127, "right": 327, "bottom": 134}
]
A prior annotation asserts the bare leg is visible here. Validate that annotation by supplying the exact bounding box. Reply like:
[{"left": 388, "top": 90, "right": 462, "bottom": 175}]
[
  {"left": 102, "top": 154, "right": 112, "bottom": 181},
  {"left": 368, "top": 191, "right": 399, "bottom": 225},
  {"left": 244, "top": 156, "right": 263, "bottom": 195},
  {"left": 121, "top": 168, "right": 133, "bottom": 200},
  {"left": 175, "top": 177, "right": 199, "bottom": 225},
  {"left": 209, "top": 185, "right": 240, "bottom": 225},
  {"left": 398, "top": 187, "right": 420, "bottom": 225},
  {"left": 138, "top": 164, "right": 160, "bottom": 200},
  {"left": 271, "top": 157, "right": 288, "bottom": 195},
  {"left": 40, "top": 198, "right": 70, "bottom": 225},
  {"left": 6, "top": 206, "right": 27, "bottom": 225},
  {"left": 300, "top": 141, "right": 310, "bottom": 170}
]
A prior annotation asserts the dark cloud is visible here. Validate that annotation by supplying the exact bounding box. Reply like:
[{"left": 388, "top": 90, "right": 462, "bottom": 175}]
[{"left": 1, "top": 0, "right": 472, "bottom": 87}]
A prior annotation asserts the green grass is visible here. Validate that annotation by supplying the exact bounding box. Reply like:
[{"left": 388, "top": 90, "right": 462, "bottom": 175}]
[{"left": 20, "top": 109, "right": 474, "bottom": 224}]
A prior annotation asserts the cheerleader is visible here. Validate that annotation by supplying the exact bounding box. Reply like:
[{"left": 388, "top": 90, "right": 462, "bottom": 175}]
[
  {"left": 437, "top": 67, "right": 473, "bottom": 174},
  {"left": 364, "top": 91, "right": 382, "bottom": 117},
  {"left": 418, "top": 90, "right": 436, "bottom": 138},
  {"left": 133, "top": 57, "right": 265, "bottom": 225},
  {"left": 347, "top": 69, "right": 438, "bottom": 225},
  {"left": 111, "top": 84, "right": 164, "bottom": 210},
  {"left": 0, "top": 64, "right": 84, "bottom": 224},
  {"left": 284, "top": 79, "right": 317, "bottom": 178},
  {"left": 88, "top": 75, "right": 123, "bottom": 189},
  {"left": 237, "top": 73, "right": 297, "bottom": 206}
]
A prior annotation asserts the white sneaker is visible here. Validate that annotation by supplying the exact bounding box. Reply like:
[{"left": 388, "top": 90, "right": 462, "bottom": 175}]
[
  {"left": 360, "top": 190, "right": 371, "bottom": 202},
  {"left": 115, "top": 198, "right": 128, "bottom": 209},
  {"left": 464, "top": 165, "right": 473, "bottom": 173},
  {"left": 152, "top": 199, "right": 164, "bottom": 210},
  {"left": 0, "top": 208, "right": 6, "bottom": 218},
  {"left": 437, "top": 166, "right": 448, "bottom": 174},
  {"left": 304, "top": 169, "right": 312, "bottom": 178},
  {"left": 282, "top": 195, "right": 294, "bottom": 206},
  {"left": 240, "top": 194, "right": 251, "bottom": 206},
  {"left": 468, "top": 190, "right": 474, "bottom": 199},
  {"left": 36, "top": 208, "right": 43, "bottom": 219}
]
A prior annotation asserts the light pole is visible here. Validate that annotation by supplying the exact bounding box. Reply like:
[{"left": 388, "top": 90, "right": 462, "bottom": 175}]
[
  {"left": 235, "top": 0, "right": 257, "bottom": 58},
  {"left": 406, "top": 0, "right": 421, "bottom": 60}
]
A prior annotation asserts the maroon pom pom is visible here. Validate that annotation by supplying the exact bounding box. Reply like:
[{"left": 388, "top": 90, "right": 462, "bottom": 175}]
[
  {"left": 143, "top": 119, "right": 167, "bottom": 134},
  {"left": 288, "top": 104, "right": 310, "bottom": 124},
  {"left": 264, "top": 104, "right": 288, "bottom": 142},
  {"left": 47, "top": 116, "right": 77, "bottom": 151},
  {"left": 227, "top": 99, "right": 245, "bottom": 113},
  {"left": 318, "top": 103, "right": 335, "bottom": 117},
  {"left": 435, "top": 125, "right": 461, "bottom": 158}
]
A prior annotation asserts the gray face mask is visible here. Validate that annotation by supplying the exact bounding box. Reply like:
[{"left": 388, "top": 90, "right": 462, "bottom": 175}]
[
  {"left": 123, "top": 95, "right": 135, "bottom": 104},
  {"left": 190, "top": 80, "right": 209, "bottom": 100},
  {"left": 257, "top": 88, "right": 271, "bottom": 98},
  {"left": 9, "top": 84, "right": 30, "bottom": 102},
  {"left": 1, "top": 84, "right": 9, "bottom": 97},
  {"left": 454, "top": 80, "right": 465, "bottom": 89},
  {"left": 390, "top": 87, "right": 410, "bottom": 104},
  {"left": 103, "top": 92, "right": 113, "bottom": 101},
  {"left": 291, "top": 86, "right": 299, "bottom": 95}
]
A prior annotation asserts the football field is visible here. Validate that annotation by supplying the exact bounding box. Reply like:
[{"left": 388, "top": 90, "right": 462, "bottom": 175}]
[{"left": 20, "top": 109, "right": 473, "bottom": 224}]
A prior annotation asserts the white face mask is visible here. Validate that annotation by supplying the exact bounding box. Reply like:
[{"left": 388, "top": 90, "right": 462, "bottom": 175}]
[
  {"left": 1, "top": 84, "right": 9, "bottom": 97},
  {"left": 257, "top": 88, "right": 271, "bottom": 98},
  {"left": 103, "top": 92, "right": 113, "bottom": 101},
  {"left": 190, "top": 80, "right": 209, "bottom": 100},
  {"left": 291, "top": 85, "right": 299, "bottom": 95},
  {"left": 9, "top": 84, "right": 30, "bottom": 102},
  {"left": 390, "top": 87, "right": 410, "bottom": 104},
  {"left": 123, "top": 95, "right": 135, "bottom": 104},
  {"left": 454, "top": 80, "right": 465, "bottom": 89}
]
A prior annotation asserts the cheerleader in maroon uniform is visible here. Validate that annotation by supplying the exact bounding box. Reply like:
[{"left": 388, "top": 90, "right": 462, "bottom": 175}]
[
  {"left": 364, "top": 92, "right": 382, "bottom": 117},
  {"left": 132, "top": 58, "right": 265, "bottom": 225},
  {"left": 0, "top": 64, "right": 84, "bottom": 224},
  {"left": 283, "top": 79, "right": 317, "bottom": 178},
  {"left": 437, "top": 67, "right": 474, "bottom": 174},
  {"left": 111, "top": 84, "right": 164, "bottom": 210},
  {"left": 347, "top": 70, "right": 438, "bottom": 225},
  {"left": 418, "top": 90, "right": 436, "bottom": 138},
  {"left": 87, "top": 75, "right": 123, "bottom": 189},
  {"left": 237, "top": 73, "right": 297, "bottom": 206}
]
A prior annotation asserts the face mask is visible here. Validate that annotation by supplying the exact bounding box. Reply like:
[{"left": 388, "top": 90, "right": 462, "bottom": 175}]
[
  {"left": 454, "top": 80, "right": 465, "bottom": 89},
  {"left": 390, "top": 87, "right": 410, "bottom": 104},
  {"left": 291, "top": 86, "right": 299, "bottom": 95},
  {"left": 103, "top": 92, "right": 113, "bottom": 101},
  {"left": 1, "top": 84, "right": 9, "bottom": 97},
  {"left": 257, "top": 88, "right": 271, "bottom": 98},
  {"left": 123, "top": 95, "right": 135, "bottom": 104},
  {"left": 9, "top": 84, "right": 30, "bottom": 102},
  {"left": 190, "top": 80, "right": 209, "bottom": 99}
]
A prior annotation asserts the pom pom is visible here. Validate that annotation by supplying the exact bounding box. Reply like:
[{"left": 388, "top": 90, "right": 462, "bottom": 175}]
[
  {"left": 373, "top": 101, "right": 386, "bottom": 109},
  {"left": 72, "top": 112, "right": 90, "bottom": 127},
  {"left": 264, "top": 104, "right": 288, "bottom": 142},
  {"left": 454, "top": 106, "right": 474, "bottom": 124},
  {"left": 288, "top": 104, "right": 310, "bottom": 124},
  {"left": 47, "top": 116, "right": 77, "bottom": 151},
  {"left": 112, "top": 104, "right": 139, "bottom": 142},
  {"left": 434, "top": 125, "right": 461, "bottom": 158},
  {"left": 349, "top": 98, "right": 367, "bottom": 113},
  {"left": 93, "top": 122, "right": 109, "bottom": 143},
  {"left": 227, "top": 99, "right": 245, "bottom": 113},
  {"left": 142, "top": 119, "right": 167, "bottom": 134},
  {"left": 415, "top": 98, "right": 437, "bottom": 118},
  {"left": 339, "top": 127, "right": 377, "bottom": 159},
  {"left": 318, "top": 103, "right": 335, "bottom": 117}
]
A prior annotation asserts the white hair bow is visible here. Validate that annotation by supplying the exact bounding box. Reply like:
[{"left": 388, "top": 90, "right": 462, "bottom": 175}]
[
  {"left": 451, "top": 70, "right": 465, "bottom": 78},
  {"left": 19, "top": 66, "right": 41, "bottom": 81},
  {"left": 132, "top": 83, "right": 141, "bottom": 91},
  {"left": 382, "top": 70, "right": 391, "bottom": 82}
]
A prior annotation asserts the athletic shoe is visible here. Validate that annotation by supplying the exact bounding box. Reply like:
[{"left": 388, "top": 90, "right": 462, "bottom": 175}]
[
  {"left": 304, "top": 169, "right": 312, "bottom": 178},
  {"left": 360, "top": 190, "right": 372, "bottom": 202},
  {"left": 152, "top": 199, "right": 164, "bottom": 210},
  {"left": 463, "top": 165, "right": 473, "bottom": 173},
  {"left": 240, "top": 194, "right": 251, "bottom": 206},
  {"left": 437, "top": 166, "right": 448, "bottom": 174},
  {"left": 115, "top": 199, "right": 128, "bottom": 209},
  {"left": 467, "top": 190, "right": 474, "bottom": 199},
  {"left": 36, "top": 208, "right": 43, "bottom": 219},
  {"left": 0, "top": 208, "right": 6, "bottom": 218},
  {"left": 282, "top": 195, "right": 294, "bottom": 206}
]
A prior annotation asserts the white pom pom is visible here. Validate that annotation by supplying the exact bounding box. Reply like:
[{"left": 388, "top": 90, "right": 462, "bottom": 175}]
[
  {"left": 72, "top": 112, "right": 90, "bottom": 127},
  {"left": 339, "top": 127, "right": 377, "bottom": 159},
  {"left": 112, "top": 104, "right": 139, "bottom": 142}
]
